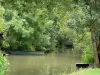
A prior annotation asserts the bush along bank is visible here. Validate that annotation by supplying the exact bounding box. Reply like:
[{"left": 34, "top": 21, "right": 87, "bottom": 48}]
[{"left": 0, "top": 53, "right": 9, "bottom": 75}]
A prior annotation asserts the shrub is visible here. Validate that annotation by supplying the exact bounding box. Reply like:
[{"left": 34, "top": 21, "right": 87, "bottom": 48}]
[
  {"left": 0, "top": 53, "right": 9, "bottom": 75},
  {"left": 82, "top": 45, "right": 95, "bottom": 63}
]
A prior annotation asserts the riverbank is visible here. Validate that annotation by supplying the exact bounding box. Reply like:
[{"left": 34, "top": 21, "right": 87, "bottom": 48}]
[
  {"left": 69, "top": 69, "right": 100, "bottom": 75},
  {"left": 3, "top": 50, "right": 45, "bottom": 55},
  {"left": 8, "top": 51, "right": 44, "bottom": 55}
]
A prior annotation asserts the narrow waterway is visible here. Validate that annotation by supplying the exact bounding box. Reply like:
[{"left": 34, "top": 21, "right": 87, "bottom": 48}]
[{"left": 8, "top": 52, "right": 81, "bottom": 75}]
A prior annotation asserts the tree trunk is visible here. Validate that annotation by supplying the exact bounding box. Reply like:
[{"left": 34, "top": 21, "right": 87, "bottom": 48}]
[{"left": 91, "top": 31, "right": 100, "bottom": 67}]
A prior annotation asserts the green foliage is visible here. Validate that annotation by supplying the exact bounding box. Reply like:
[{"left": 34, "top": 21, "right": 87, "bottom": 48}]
[
  {"left": 82, "top": 45, "right": 95, "bottom": 63},
  {"left": 2, "top": 41, "right": 9, "bottom": 48},
  {"left": 4, "top": 11, "right": 34, "bottom": 50},
  {"left": 0, "top": 1, "right": 99, "bottom": 66},
  {"left": 0, "top": 53, "right": 9, "bottom": 75},
  {"left": 73, "top": 31, "right": 95, "bottom": 63},
  {"left": 0, "top": 1, "right": 74, "bottom": 52},
  {"left": 0, "top": 6, "right": 5, "bottom": 32}
]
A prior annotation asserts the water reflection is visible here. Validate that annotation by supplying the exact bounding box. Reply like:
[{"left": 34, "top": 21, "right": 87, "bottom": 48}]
[{"left": 8, "top": 53, "right": 81, "bottom": 75}]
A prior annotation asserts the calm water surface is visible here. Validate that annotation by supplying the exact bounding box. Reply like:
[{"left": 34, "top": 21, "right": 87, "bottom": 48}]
[{"left": 8, "top": 52, "right": 81, "bottom": 75}]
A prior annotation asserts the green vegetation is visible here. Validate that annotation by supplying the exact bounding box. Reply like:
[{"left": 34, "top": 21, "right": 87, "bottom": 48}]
[
  {"left": 0, "top": 0, "right": 100, "bottom": 74},
  {"left": 0, "top": 54, "right": 9, "bottom": 75},
  {"left": 0, "top": 7, "right": 5, "bottom": 32},
  {"left": 0, "top": 6, "right": 9, "bottom": 75},
  {"left": 69, "top": 69, "right": 100, "bottom": 75},
  {"left": 1, "top": 0, "right": 74, "bottom": 51}
]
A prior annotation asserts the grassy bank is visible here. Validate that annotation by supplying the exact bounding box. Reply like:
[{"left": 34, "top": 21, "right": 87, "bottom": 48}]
[{"left": 69, "top": 69, "right": 100, "bottom": 75}]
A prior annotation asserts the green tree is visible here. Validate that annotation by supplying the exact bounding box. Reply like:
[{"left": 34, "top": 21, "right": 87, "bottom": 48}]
[
  {"left": 1, "top": 0, "right": 74, "bottom": 52},
  {"left": 0, "top": 6, "right": 5, "bottom": 32},
  {"left": 72, "top": 0, "right": 100, "bottom": 67},
  {"left": 0, "top": 6, "right": 5, "bottom": 49},
  {"left": 0, "top": 6, "right": 9, "bottom": 75}
]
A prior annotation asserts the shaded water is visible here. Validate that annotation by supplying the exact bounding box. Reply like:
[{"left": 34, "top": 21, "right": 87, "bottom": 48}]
[{"left": 8, "top": 52, "right": 81, "bottom": 75}]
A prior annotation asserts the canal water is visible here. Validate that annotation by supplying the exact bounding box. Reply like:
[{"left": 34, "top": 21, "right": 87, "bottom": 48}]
[{"left": 8, "top": 52, "right": 81, "bottom": 75}]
